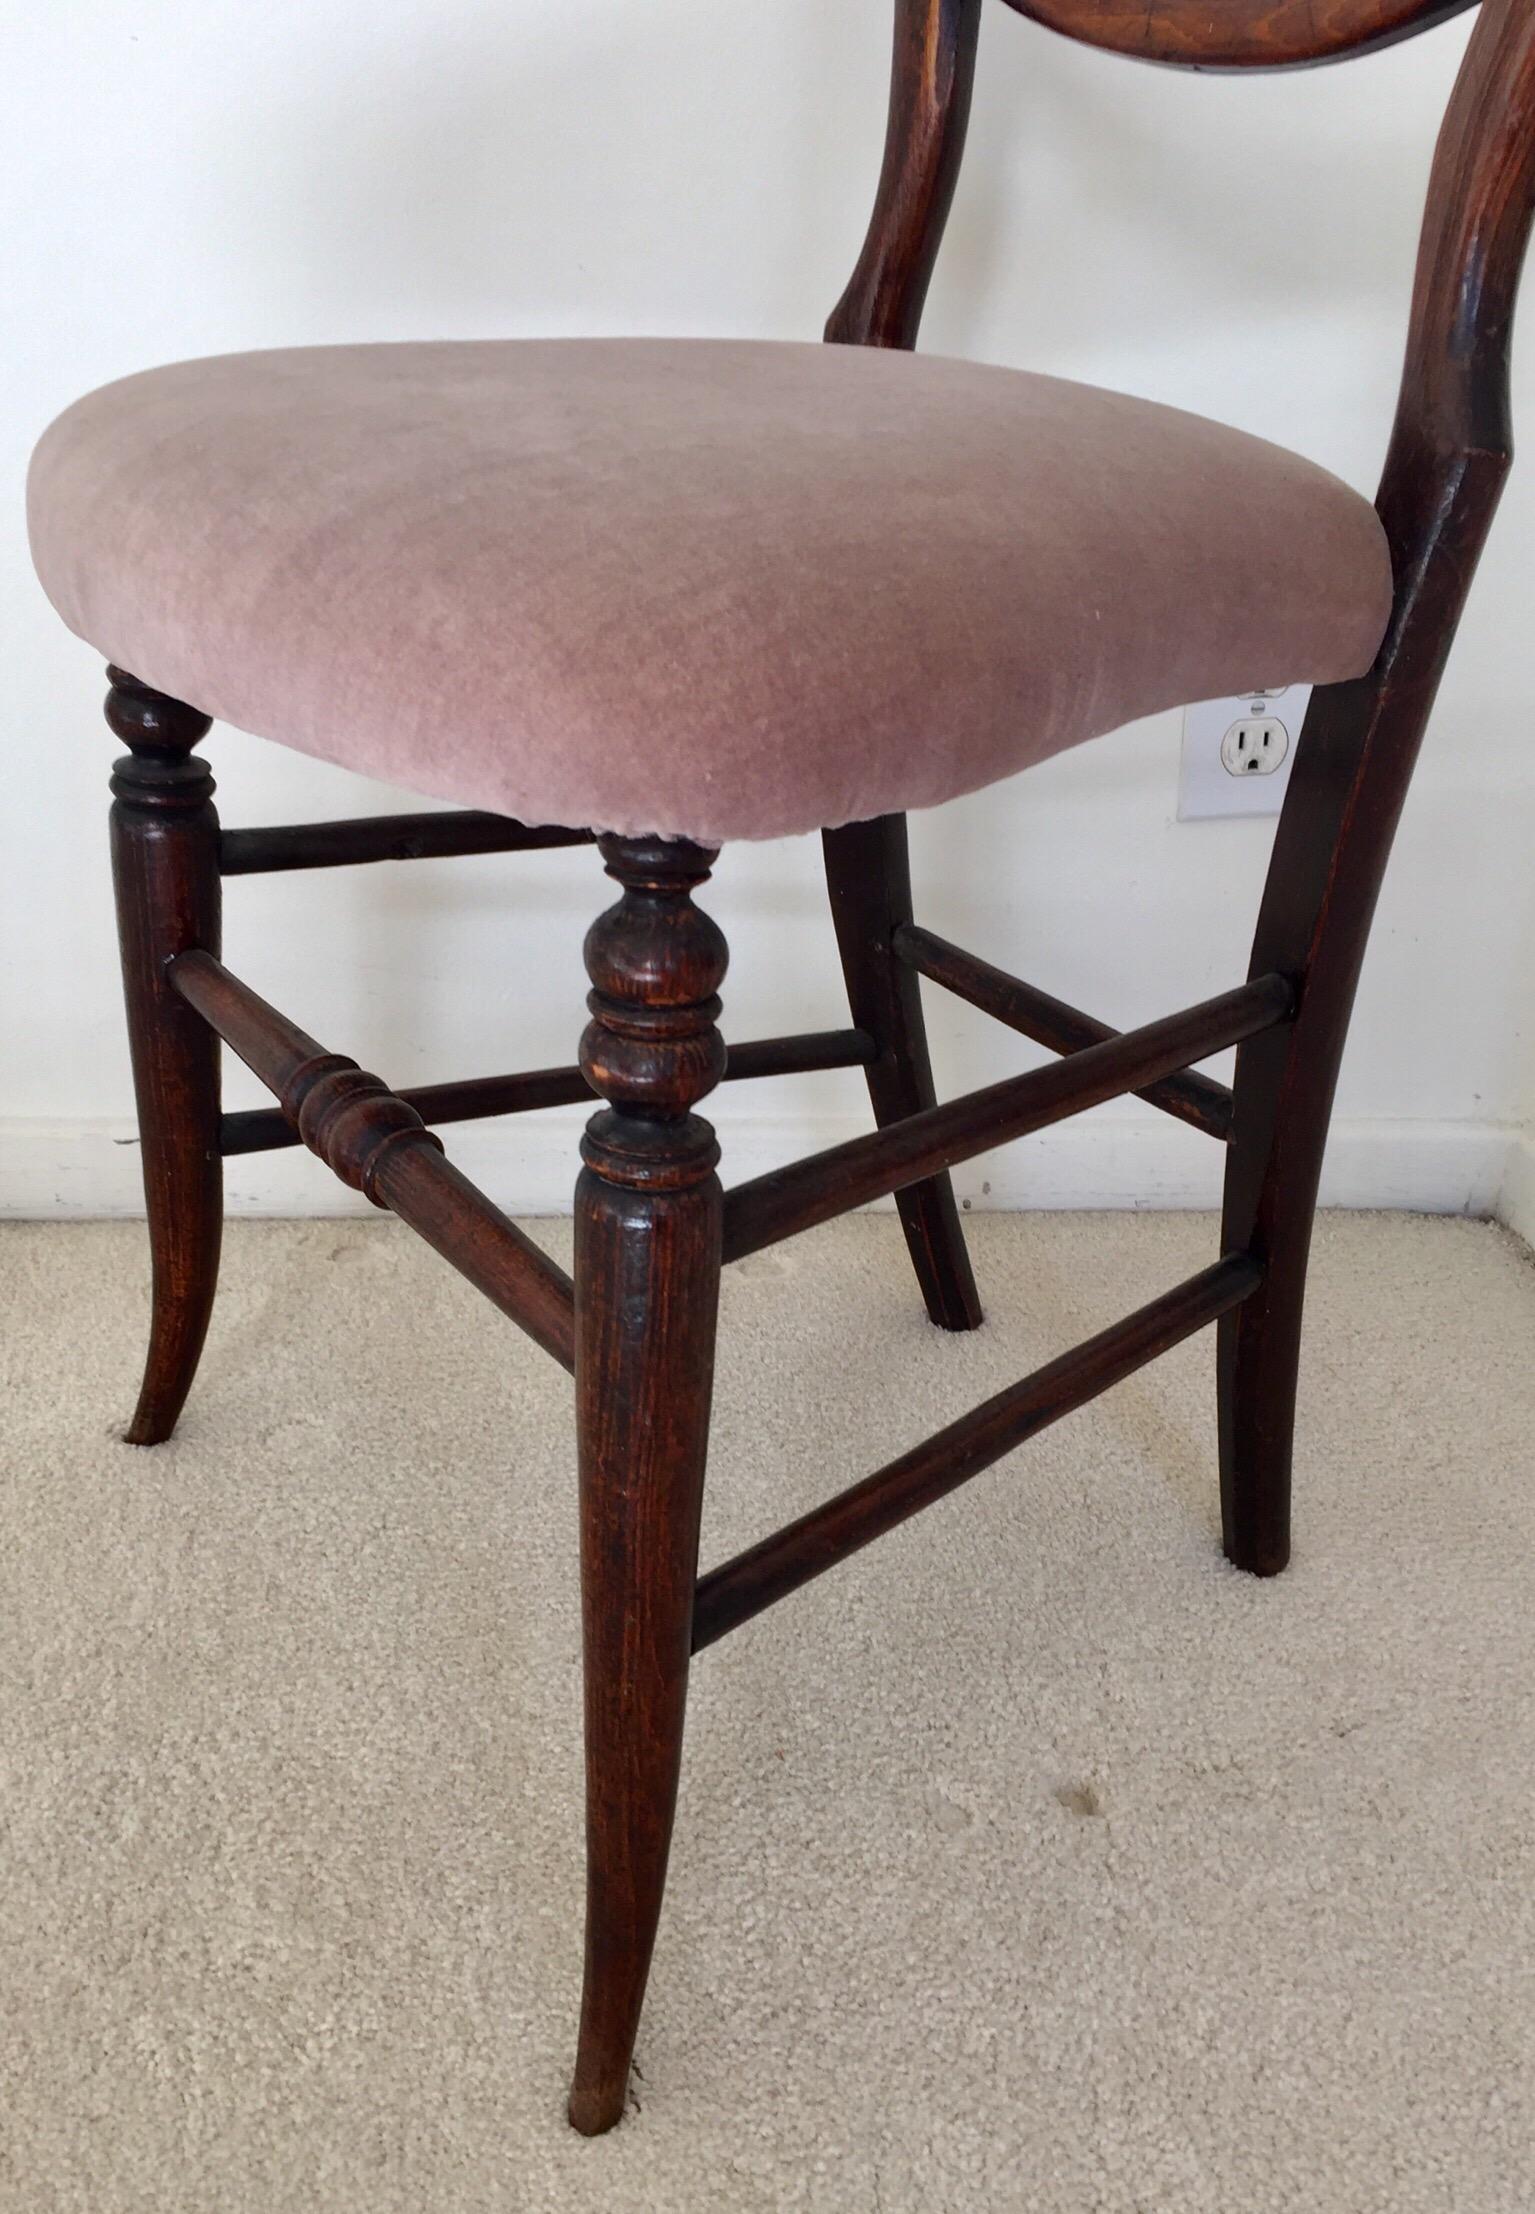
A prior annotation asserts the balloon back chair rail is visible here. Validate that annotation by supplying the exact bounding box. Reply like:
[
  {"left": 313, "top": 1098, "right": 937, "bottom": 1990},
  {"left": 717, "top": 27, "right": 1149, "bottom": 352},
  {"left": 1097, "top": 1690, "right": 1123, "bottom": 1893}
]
[
  {"left": 998, "top": 0, "right": 1478, "bottom": 72},
  {"left": 87, "top": 0, "right": 1535, "bottom": 2139}
]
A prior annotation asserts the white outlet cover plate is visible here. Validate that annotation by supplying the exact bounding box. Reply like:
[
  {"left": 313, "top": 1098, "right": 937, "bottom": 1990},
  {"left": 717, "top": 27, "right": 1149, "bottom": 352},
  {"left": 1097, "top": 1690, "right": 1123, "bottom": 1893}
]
[{"left": 1178, "top": 683, "right": 1311, "bottom": 821}]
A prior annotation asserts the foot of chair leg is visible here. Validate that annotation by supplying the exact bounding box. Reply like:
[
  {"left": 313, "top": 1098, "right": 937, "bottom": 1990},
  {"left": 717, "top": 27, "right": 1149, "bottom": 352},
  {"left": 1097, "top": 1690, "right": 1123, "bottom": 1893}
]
[
  {"left": 567, "top": 834, "right": 726, "bottom": 2135},
  {"left": 106, "top": 669, "right": 223, "bottom": 1445},
  {"left": 1218, "top": 1297, "right": 1296, "bottom": 1578},
  {"left": 822, "top": 815, "right": 982, "bottom": 1332}
]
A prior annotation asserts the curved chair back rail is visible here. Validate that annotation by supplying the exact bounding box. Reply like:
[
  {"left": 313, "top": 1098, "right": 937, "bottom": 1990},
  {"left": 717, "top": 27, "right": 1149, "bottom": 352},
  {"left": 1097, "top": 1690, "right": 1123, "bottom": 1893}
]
[
  {"left": 830, "top": 0, "right": 1535, "bottom": 407},
  {"left": 1396, "top": 0, "right": 1535, "bottom": 464},
  {"left": 998, "top": 0, "right": 1477, "bottom": 71}
]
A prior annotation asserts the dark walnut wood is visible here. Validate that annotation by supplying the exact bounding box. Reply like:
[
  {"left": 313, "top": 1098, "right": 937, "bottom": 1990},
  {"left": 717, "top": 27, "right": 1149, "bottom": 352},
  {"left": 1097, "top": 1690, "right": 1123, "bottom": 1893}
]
[
  {"left": 107, "top": 670, "right": 223, "bottom": 1445},
  {"left": 823, "top": 817, "right": 982, "bottom": 1328},
  {"left": 1219, "top": 0, "right": 1535, "bottom": 1573},
  {"left": 826, "top": 0, "right": 982, "bottom": 349},
  {"left": 568, "top": 835, "right": 728, "bottom": 2137},
  {"left": 722, "top": 973, "right": 1291, "bottom": 1264},
  {"left": 166, "top": 949, "right": 576, "bottom": 1370},
  {"left": 998, "top": 0, "right": 1475, "bottom": 71},
  {"left": 219, "top": 810, "right": 593, "bottom": 874},
  {"left": 894, "top": 922, "right": 1235, "bottom": 1141},
  {"left": 218, "top": 1026, "right": 875, "bottom": 1156}
]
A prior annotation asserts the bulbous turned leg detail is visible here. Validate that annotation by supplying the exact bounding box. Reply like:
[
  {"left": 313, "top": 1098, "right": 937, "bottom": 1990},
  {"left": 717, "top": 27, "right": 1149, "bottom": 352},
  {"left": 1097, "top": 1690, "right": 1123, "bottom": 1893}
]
[
  {"left": 567, "top": 834, "right": 726, "bottom": 2136},
  {"left": 107, "top": 668, "right": 223, "bottom": 1445}
]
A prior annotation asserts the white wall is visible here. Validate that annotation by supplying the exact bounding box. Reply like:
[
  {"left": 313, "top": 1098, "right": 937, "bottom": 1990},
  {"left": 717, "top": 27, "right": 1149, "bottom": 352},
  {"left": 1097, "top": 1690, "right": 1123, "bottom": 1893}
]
[{"left": 4, "top": 0, "right": 1534, "bottom": 1223}]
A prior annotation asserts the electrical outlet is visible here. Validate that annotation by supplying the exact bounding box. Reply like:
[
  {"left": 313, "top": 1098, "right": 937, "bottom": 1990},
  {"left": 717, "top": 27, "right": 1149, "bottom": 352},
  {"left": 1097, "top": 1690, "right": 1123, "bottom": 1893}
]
[{"left": 1178, "top": 684, "right": 1310, "bottom": 820}]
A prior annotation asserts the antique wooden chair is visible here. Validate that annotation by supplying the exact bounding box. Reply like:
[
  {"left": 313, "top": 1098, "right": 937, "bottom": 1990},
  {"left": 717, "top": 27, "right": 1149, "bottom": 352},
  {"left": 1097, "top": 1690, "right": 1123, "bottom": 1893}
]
[{"left": 26, "top": 0, "right": 1534, "bottom": 2136}]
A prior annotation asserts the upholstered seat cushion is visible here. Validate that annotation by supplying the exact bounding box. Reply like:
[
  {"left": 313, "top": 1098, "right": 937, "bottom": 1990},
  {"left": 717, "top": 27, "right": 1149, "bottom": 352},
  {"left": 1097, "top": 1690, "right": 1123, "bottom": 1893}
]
[{"left": 28, "top": 338, "right": 1392, "bottom": 843}]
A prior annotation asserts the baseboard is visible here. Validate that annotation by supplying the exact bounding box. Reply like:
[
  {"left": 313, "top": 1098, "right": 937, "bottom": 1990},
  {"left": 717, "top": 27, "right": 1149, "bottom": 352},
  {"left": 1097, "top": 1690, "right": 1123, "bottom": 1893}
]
[
  {"left": 1497, "top": 1132, "right": 1535, "bottom": 1248},
  {"left": 0, "top": 1111, "right": 1523, "bottom": 1223}
]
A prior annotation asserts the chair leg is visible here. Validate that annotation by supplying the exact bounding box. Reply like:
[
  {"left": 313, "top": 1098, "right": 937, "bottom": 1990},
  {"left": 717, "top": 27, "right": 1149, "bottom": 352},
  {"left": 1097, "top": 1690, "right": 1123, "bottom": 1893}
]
[
  {"left": 1217, "top": 1019, "right": 1320, "bottom": 1578},
  {"left": 567, "top": 834, "right": 727, "bottom": 2136},
  {"left": 1217, "top": 667, "right": 1429, "bottom": 1576},
  {"left": 821, "top": 814, "right": 982, "bottom": 1329},
  {"left": 106, "top": 668, "right": 223, "bottom": 1446}
]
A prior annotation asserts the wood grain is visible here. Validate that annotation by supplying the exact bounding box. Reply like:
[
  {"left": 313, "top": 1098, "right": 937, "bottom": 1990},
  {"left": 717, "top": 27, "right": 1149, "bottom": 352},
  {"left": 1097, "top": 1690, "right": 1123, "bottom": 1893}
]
[
  {"left": 723, "top": 974, "right": 1291, "bottom": 1263},
  {"left": 822, "top": 817, "right": 983, "bottom": 1328},
  {"left": 998, "top": 0, "right": 1475, "bottom": 72},
  {"left": 168, "top": 950, "right": 576, "bottom": 1370},
  {"left": 107, "top": 670, "right": 223, "bottom": 1445},
  {"left": 825, "top": 0, "right": 983, "bottom": 349},
  {"left": 568, "top": 836, "right": 727, "bottom": 2136},
  {"left": 218, "top": 1028, "right": 875, "bottom": 1157},
  {"left": 894, "top": 922, "right": 1236, "bottom": 1141}
]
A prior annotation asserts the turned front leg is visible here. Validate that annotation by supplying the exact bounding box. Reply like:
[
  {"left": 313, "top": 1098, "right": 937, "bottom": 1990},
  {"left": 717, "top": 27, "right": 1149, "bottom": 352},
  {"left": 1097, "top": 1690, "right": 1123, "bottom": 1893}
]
[
  {"left": 107, "top": 668, "right": 223, "bottom": 1444},
  {"left": 567, "top": 834, "right": 727, "bottom": 2136}
]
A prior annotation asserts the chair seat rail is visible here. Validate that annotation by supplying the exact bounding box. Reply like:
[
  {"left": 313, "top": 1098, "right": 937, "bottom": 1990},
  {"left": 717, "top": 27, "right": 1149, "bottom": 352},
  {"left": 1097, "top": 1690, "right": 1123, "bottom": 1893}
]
[{"left": 219, "top": 810, "right": 595, "bottom": 875}]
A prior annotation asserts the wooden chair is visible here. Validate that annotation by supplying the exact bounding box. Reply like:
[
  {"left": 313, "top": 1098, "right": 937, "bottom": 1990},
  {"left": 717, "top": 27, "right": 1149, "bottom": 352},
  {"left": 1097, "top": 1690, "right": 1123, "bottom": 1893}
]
[{"left": 26, "top": 0, "right": 1535, "bottom": 2136}]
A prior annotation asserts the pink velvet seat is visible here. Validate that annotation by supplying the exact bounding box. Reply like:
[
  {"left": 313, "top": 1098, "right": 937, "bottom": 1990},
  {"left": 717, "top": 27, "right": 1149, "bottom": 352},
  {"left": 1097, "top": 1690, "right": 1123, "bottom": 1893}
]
[{"left": 28, "top": 336, "right": 1392, "bottom": 843}]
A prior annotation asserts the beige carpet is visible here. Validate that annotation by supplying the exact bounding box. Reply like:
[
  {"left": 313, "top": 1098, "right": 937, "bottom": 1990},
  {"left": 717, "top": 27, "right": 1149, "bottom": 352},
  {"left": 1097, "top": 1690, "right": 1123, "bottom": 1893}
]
[{"left": 2, "top": 1211, "right": 1533, "bottom": 2213}]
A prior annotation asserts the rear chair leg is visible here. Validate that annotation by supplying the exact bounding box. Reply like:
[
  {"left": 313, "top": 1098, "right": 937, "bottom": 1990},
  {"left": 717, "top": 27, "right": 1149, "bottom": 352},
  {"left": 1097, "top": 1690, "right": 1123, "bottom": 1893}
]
[
  {"left": 568, "top": 834, "right": 727, "bottom": 2135},
  {"left": 107, "top": 668, "right": 223, "bottom": 1446},
  {"left": 1218, "top": 1018, "right": 1319, "bottom": 1579},
  {"left": 1217, "top": 680, "right": 1377, "bottom": 1580},
  {"left": 822, "top": 814, "right": 982, "bottom": 1330},
  {"left": 1218, "top": 656, "right": 1451, "bottom": 1576}
]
